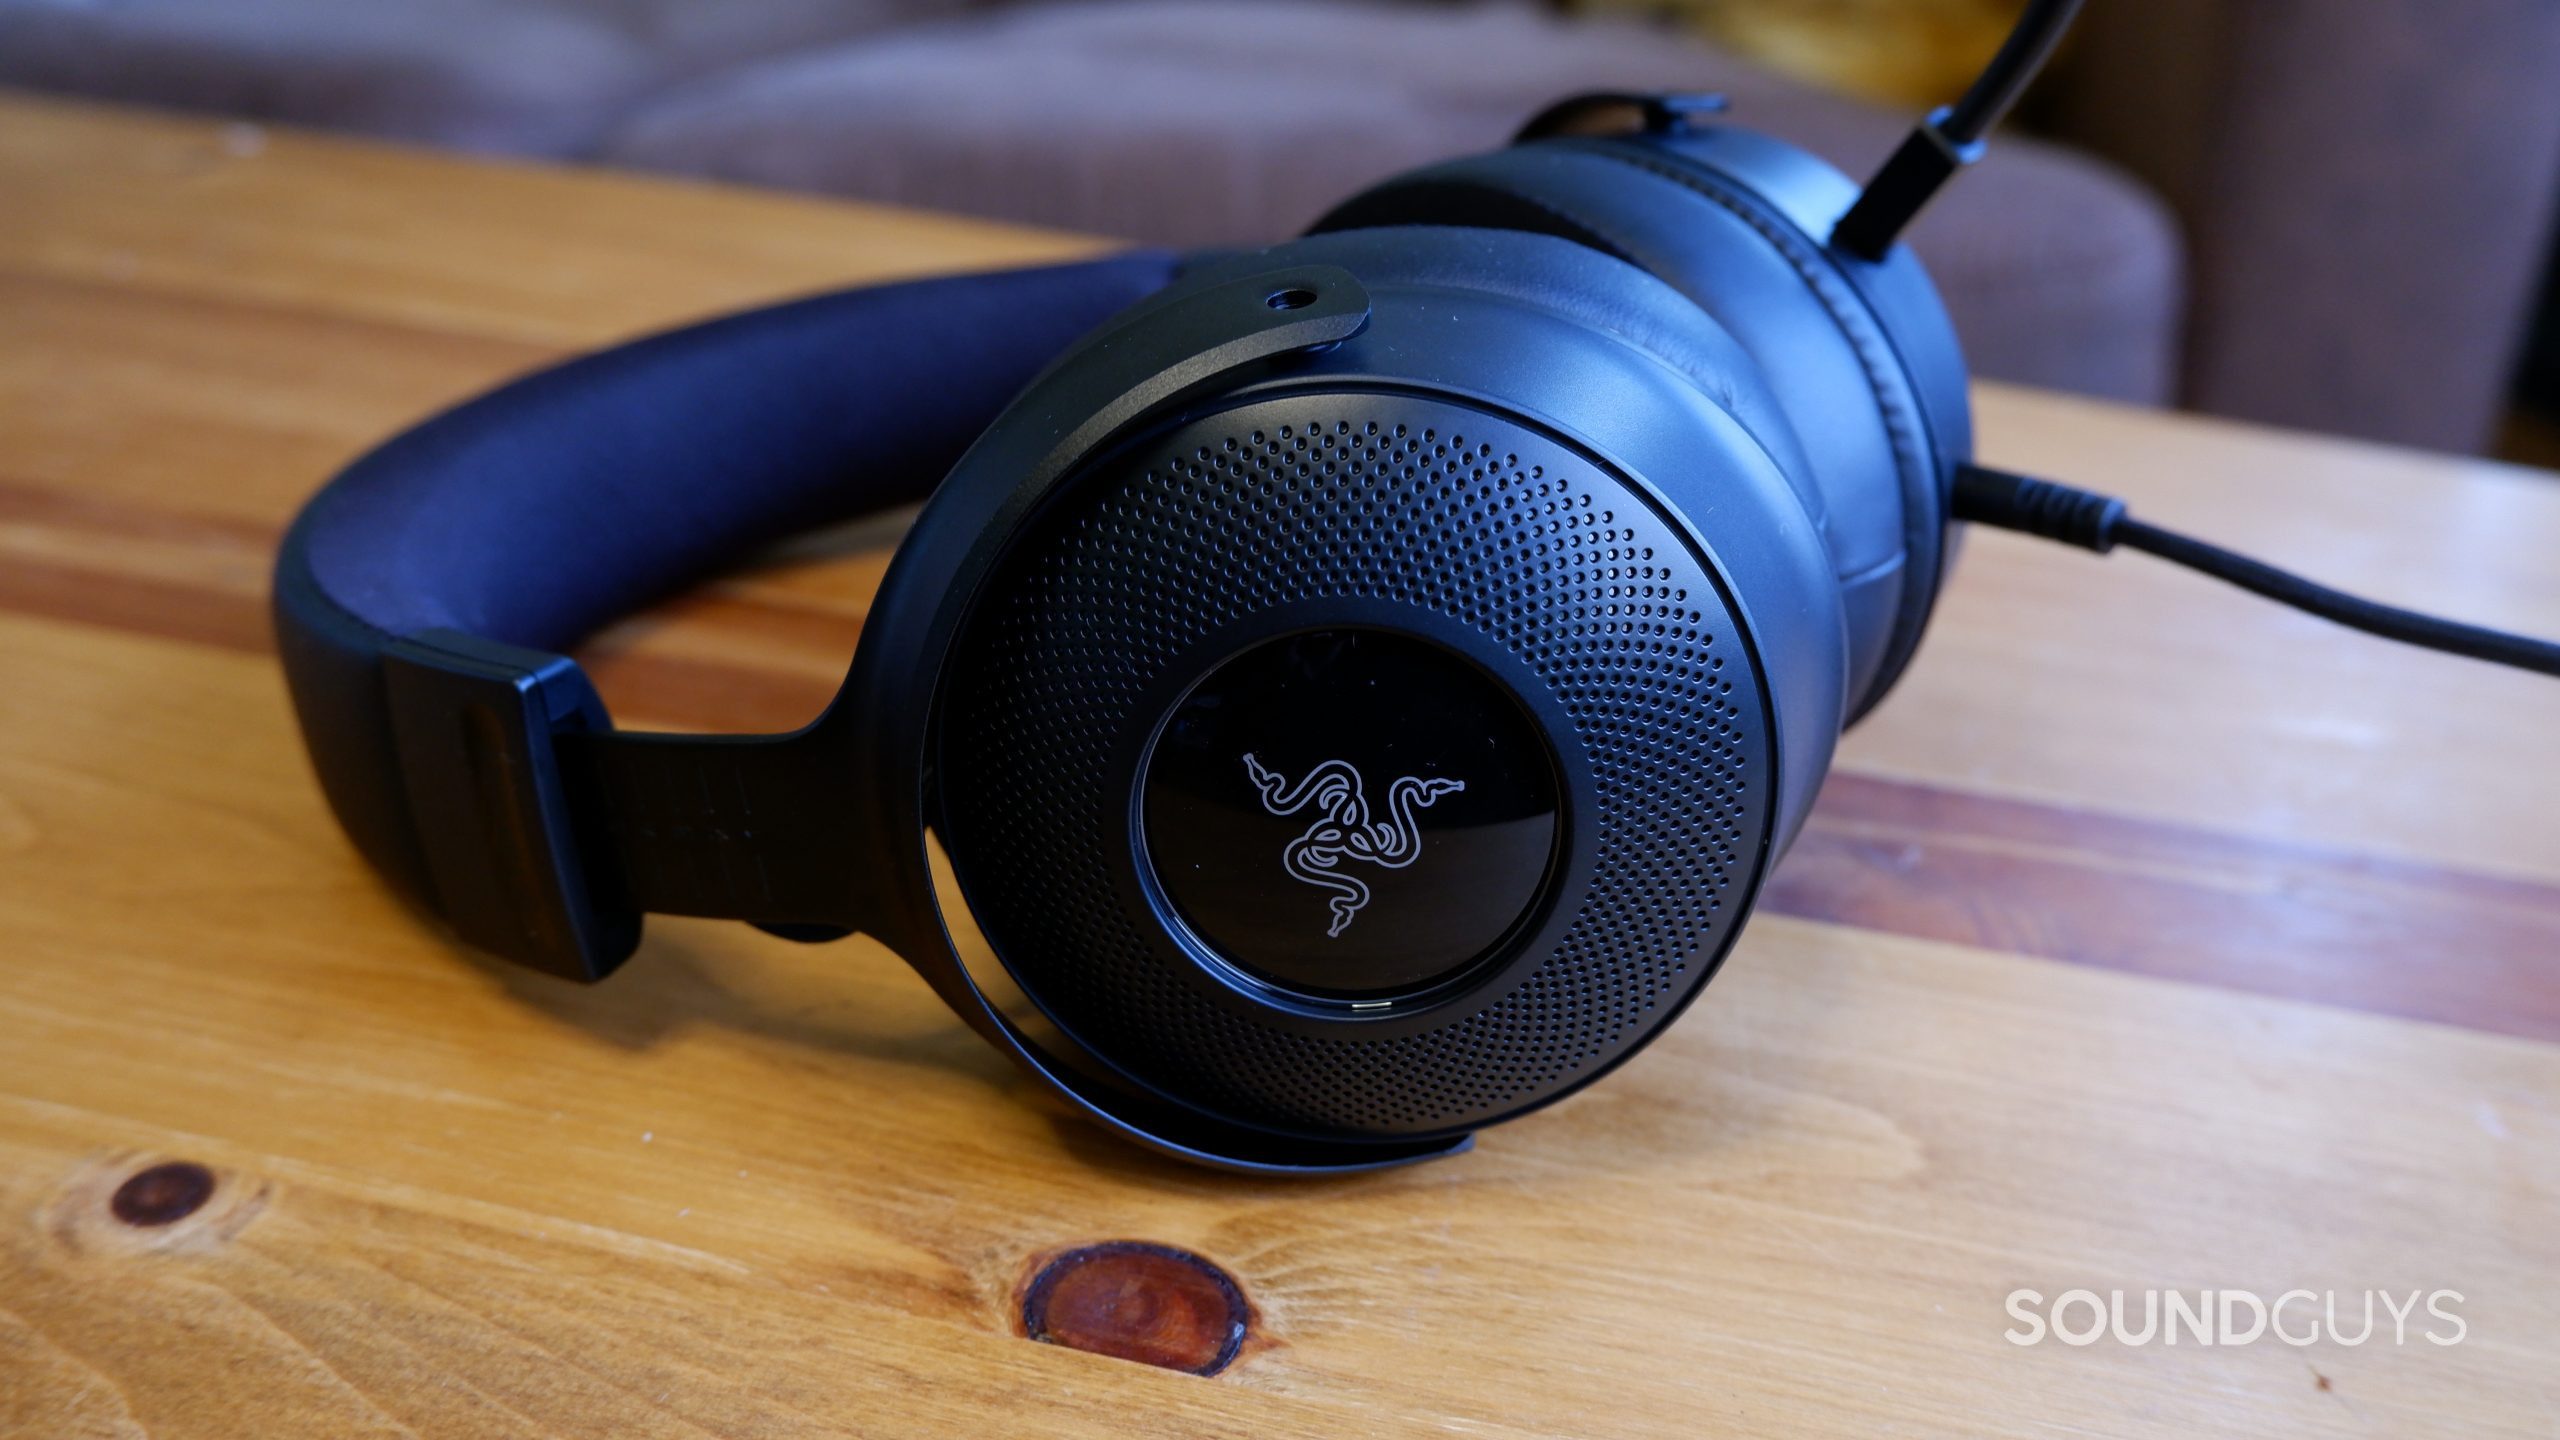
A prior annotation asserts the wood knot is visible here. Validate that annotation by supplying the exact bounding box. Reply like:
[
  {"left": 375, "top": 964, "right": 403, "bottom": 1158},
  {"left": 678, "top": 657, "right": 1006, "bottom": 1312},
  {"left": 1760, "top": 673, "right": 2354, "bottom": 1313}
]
[
  {"left": 1020, "top": 1242, "right": 1251, "bottom": 1376},
  {"left": 42, "top": 1153, "right": 269, "bottom": 1258},
  {"left": 111, "top": 1161, "right": 217, "bottom": 1227}
]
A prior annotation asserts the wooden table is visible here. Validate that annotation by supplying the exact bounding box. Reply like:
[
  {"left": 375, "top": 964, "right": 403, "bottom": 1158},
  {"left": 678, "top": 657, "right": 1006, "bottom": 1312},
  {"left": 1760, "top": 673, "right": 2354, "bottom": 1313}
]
[{"left": 4, "top": 94, "right": 2557, "bottom": 1438}]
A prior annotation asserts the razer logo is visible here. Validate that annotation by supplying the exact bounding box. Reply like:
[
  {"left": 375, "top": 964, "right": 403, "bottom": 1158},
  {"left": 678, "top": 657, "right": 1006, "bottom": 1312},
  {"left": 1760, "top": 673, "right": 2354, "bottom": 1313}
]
[{"left": 1242, "top": 753, "right": 1465, "bottom": 937}]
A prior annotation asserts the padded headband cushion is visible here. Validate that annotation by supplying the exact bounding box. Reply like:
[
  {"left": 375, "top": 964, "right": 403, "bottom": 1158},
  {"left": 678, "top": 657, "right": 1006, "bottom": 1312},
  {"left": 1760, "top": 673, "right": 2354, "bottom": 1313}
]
[
  {"left": 273, "top": 252, "right": 1179, "bottom": 908},
  {"left": 287, "top": 253, "right": 1180, "bottom": 652}
]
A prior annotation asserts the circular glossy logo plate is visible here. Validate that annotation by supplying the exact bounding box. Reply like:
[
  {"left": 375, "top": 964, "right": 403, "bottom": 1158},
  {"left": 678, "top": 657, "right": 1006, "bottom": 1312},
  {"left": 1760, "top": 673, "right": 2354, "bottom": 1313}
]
[{"left": 1141, "top": 628, "right": 1559, "bottom": 999}]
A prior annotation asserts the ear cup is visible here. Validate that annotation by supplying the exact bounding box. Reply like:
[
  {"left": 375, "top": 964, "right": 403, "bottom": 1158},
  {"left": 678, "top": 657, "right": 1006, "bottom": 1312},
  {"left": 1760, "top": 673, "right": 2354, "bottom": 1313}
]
[
  {"left": 914, "top": 223, "right": 1850, "bottom": 1144},
  {"left": 1313, "top": 135, "right": 1968, "bottom": 717}
]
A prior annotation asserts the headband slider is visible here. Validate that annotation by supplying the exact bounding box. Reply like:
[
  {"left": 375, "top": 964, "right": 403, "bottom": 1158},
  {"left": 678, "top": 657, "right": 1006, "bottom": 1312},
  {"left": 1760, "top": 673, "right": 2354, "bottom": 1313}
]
[{"left": 381, "top": 630, "right": 638, "bottom": 981}]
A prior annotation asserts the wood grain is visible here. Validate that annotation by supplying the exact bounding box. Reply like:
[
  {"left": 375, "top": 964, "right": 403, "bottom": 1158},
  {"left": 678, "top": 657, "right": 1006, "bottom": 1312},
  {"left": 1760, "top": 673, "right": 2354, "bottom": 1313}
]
[
  {"left": 1, "top": 95, "right": 2556, "bottom": 1438},
  {"left": 1767, "top": 773, "right": 2560, "bottom": 1042}
]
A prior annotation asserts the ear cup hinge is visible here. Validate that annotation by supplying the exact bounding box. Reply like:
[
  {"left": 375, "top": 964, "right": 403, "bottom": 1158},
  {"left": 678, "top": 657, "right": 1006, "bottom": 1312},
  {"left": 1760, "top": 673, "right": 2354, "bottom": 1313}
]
[{"left": 379, "top": 630, "right": 639, "bottom": 981}]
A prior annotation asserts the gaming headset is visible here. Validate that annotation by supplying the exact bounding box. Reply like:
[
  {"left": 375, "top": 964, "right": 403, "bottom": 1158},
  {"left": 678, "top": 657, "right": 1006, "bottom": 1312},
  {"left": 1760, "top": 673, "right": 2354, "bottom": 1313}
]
[{"left": 274, "top": 0, "right": 2560, "bottom": 1172}]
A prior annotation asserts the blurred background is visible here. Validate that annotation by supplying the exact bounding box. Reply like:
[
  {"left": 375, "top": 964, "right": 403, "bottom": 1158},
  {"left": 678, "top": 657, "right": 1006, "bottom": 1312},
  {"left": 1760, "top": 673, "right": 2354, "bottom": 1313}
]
[{"left": 7, "top": 0, "right": 2559, "bottom": 459}]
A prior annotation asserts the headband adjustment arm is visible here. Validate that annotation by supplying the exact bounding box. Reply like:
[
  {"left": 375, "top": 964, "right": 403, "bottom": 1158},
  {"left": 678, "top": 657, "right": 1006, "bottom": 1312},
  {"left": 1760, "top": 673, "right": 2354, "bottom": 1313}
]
[{"left": 380, "top": 630, "right": 637, "bottom": 981}]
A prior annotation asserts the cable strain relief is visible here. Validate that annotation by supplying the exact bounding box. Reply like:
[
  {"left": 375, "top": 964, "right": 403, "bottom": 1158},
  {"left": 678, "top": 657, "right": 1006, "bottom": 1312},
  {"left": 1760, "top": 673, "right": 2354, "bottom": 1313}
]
[{"left": 1951, "top": 463, "right": 2126, "bottom": 552}]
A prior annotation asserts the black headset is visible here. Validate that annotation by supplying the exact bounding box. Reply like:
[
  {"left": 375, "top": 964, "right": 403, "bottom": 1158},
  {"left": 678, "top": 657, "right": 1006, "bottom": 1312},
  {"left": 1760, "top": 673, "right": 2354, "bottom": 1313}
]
[{"left": 275, "top": 1, "right": 2560, "bottom": 1173}]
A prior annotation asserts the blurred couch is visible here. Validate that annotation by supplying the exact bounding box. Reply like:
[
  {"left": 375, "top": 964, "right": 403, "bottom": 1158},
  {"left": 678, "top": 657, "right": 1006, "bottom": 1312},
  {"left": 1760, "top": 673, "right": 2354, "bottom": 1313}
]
[{"left": 7, "top": 0, "right": 2556, "bottom": 452}]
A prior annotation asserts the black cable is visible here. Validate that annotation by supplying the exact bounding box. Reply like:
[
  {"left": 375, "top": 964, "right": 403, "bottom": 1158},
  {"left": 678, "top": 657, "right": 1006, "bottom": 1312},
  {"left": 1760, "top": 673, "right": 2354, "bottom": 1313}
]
[
  {"left": 1952, "top": 463, "right": 2560, "bottom": 681},
  {"left": 1832, "top": 0, "right": 2087, "bottom": 260},
  {"left": 1940, "top": 0, "right": 2087, "bottom": 144}
]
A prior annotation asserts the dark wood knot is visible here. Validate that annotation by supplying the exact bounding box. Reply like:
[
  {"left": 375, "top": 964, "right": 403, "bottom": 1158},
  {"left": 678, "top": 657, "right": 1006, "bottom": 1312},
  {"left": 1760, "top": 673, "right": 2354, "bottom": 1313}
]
[
  {"left": 1021, "top": 1241, "right": 1250, "bottom": 1376},
  {"left": 110, "top": 1161, "right": 216, "bottom": 1227}
]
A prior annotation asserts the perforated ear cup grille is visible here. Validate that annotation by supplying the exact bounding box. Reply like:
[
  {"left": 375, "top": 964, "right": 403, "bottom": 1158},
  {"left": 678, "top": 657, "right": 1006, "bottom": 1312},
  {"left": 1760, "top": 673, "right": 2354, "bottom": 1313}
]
[{"left": 935, "top": 394, "right": 1776, "bottom": 1138}]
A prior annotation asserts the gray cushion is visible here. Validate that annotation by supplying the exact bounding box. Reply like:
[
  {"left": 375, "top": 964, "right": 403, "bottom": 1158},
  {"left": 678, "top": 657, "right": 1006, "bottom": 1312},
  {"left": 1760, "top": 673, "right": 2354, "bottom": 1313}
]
[
  {"left": 602, "top": 0, "right": 2184, "bottom": 402},
  {"left": 0, "top": 0, "right": 967, "bottom": 156}
]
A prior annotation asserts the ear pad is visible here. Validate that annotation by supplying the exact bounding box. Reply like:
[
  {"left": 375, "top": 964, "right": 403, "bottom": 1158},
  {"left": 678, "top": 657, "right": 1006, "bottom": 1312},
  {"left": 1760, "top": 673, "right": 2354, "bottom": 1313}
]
[{"left": 1312, "top": 135, "right": 1969, "bottom": 717}]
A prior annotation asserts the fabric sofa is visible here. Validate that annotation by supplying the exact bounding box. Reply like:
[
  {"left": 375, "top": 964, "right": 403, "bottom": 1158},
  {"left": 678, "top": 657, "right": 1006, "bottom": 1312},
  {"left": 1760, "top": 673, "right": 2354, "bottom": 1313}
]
[{"left": 7, "top": 0, "right": 2554, "bottom": 452}]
